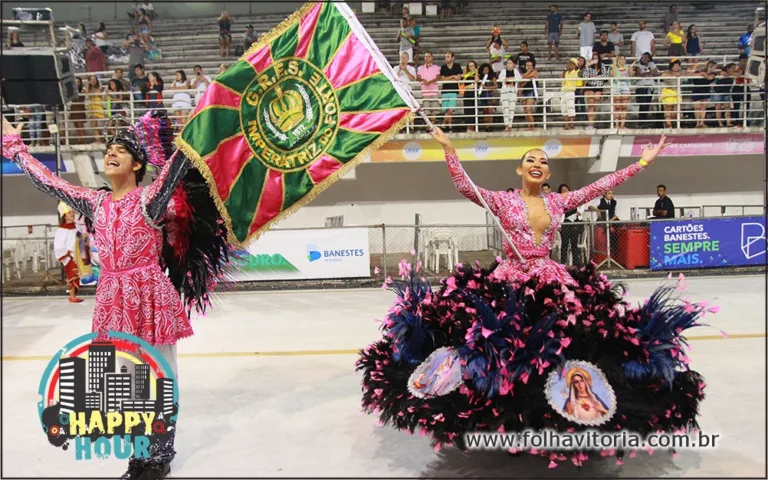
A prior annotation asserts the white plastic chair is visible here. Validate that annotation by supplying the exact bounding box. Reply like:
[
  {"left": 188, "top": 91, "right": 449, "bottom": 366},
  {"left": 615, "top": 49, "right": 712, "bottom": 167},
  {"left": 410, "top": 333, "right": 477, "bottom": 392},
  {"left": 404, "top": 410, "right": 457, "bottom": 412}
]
[{"left": 425, "top": 229, "right": 458, "bottom": 272}]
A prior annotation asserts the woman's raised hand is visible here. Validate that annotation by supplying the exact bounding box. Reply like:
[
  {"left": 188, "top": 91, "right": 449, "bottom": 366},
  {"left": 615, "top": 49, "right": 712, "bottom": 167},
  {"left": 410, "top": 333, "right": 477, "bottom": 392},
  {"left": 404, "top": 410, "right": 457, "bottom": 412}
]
[
  {"left": 428, "top": 125, "right": 453, "bottom": 150},
  {"left": 640, "top": 134, "right": 670, "bottom": 166},
  {"left": 2, "top": 115, "right": 22, "bottom": 137}
]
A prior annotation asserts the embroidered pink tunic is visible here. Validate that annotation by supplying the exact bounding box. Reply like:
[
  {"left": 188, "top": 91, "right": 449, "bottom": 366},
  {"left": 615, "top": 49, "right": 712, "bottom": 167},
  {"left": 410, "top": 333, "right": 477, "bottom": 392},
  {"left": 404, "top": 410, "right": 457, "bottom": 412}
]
[
  {"left": 3, "top": 135, "right": 191, "bottom": 345},
  {"left": 445, "top": 150, "right": 645, "bottom": 285}
]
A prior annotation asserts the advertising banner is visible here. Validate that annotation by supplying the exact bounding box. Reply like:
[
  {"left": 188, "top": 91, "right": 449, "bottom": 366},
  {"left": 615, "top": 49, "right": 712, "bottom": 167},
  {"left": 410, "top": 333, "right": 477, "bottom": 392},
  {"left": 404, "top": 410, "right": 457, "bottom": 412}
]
[
  {"left": 650, "top": 216, "right": 767, "bottom": 271},
  {"left": 230, "top": 228, "right": 371, "bottom": 281},
  {"left": 370, "top": 137, "right": 595, "bottom": 162},
  {"left": 630, "top": 134, "right": 765, "bottom": 157},
  {"left": 3, "top": 154, "right": 65, "bottom": 175}
]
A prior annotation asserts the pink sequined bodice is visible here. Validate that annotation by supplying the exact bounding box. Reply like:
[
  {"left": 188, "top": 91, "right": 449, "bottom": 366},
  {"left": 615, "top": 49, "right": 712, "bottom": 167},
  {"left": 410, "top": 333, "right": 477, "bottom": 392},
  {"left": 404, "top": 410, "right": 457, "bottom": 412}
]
[{"left": 445, "top": 150, "right": 644, "bottom": 284}]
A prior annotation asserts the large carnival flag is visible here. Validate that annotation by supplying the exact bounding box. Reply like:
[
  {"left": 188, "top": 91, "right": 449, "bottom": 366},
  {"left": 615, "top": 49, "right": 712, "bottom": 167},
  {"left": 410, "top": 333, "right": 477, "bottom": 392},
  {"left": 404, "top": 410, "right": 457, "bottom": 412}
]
[{"left": 175, "top": 2, "right": 414, "bottom": 247}]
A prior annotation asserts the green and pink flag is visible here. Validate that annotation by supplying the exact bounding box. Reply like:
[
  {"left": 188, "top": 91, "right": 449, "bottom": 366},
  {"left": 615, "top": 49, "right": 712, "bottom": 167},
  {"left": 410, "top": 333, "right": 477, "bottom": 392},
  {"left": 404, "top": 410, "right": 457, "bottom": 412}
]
[{"left": 176, "top": 2, "right": 414, "bottom": 247}]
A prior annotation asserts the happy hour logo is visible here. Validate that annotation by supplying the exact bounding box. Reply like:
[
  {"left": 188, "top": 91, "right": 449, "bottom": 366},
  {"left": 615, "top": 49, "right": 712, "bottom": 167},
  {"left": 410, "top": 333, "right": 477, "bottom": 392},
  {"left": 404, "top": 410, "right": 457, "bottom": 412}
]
[{"left": 38, "top": 331, "right": 178, "bottom": 461}]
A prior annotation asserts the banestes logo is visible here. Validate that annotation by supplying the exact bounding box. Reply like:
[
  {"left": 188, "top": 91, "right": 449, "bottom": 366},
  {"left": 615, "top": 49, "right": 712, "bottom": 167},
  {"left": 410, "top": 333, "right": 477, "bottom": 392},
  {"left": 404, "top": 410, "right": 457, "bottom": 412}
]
[
  {"left": 307, "top": 244, "right": 322, "bottom": 262},
  {"left": 306, "top": 244, "right": 364, "bottom": 263}
]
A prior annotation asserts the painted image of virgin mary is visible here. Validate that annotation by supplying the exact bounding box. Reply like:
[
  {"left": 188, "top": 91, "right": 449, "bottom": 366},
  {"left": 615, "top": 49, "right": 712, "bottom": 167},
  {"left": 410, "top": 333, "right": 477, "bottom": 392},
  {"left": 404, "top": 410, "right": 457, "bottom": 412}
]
[
  {"left": 412, "top": 351, "right": 458, "bottom": 396},
  {"left": 562, "top": 367, "right": 610, "bottom": 421}
]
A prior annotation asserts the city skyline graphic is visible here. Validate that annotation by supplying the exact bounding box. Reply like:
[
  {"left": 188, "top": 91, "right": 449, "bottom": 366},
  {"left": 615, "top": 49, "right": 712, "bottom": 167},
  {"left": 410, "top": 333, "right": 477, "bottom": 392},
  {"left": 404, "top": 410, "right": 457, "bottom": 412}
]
[{"left": 38, "top": 331, "right": 179, "bottom": 458}]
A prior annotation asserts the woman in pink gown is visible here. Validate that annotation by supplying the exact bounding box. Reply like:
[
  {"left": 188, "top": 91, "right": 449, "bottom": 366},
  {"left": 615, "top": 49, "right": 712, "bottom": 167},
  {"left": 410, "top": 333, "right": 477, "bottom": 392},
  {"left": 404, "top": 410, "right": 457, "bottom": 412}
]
[
  {"left": 2, "top": 112, "right": 229, "bottom": 480},
  {"left": 358, "top": 128, "right": 711, "bottom": 468}
]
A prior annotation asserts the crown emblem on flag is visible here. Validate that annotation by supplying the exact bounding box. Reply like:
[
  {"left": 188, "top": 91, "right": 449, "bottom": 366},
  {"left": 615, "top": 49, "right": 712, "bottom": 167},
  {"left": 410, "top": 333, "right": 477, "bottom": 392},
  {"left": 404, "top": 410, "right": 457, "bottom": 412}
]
[{"left": 269, "top": 86, "right": 305, "bottom": 132}]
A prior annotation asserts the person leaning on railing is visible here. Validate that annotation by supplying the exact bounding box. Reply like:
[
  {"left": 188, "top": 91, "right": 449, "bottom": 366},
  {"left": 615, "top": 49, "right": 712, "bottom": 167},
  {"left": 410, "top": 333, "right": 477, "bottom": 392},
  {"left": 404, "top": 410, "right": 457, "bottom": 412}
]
[
  {"left": 632, "top": 53, "right": 659, "bottom": 127},
  {"left": 559, "top": 58, "right": 579, "bottom": 130},
  {"left": 609, "top": 55, "right": 631, "bottom": 129},
  {"left": 686, "top": 60, "right": 716, "bottom": 128}
]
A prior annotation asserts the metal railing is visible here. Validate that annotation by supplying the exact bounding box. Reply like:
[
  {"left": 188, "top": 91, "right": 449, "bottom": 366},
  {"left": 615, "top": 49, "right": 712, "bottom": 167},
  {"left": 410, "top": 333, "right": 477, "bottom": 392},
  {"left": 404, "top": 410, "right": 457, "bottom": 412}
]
[
  {"left": 2, "top": 57, "right": 764, "bottom": 150},
  {"left": 3, "top": 215, "right": 762, "bottom": 289}
]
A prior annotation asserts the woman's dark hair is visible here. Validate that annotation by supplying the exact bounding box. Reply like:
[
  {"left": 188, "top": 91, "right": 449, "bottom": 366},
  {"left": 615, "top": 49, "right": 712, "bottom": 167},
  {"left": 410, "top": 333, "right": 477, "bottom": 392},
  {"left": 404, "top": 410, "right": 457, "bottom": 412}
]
[
  {"left": 176, "top": 70, "right": 187, "bottom": 82},
  {"left": 558, "top": 184, "right": 570, "bottom": 193},
  {"left": 78, "top": 23, "right": 87, "bottom": 35},
  {"left": 149, "top": 72, "right": 164, "bottom": 90},
  {"left": 97, "top": 22, "right": 106, "bottom": 33},
  {"left": 669, "top": 59, "right": 682, "bottom": 69},
  {"left": 641, "top": 52, "right": 653, "bottom": 63},
  {"left": 478, "top": 63, "right": 494, "bottom": 78},
  {"left": 687, "top": 24, "right": 696, "bottom": 38},
  {"left": 107, "top": 79, "right": 123, "bottom": 92}
]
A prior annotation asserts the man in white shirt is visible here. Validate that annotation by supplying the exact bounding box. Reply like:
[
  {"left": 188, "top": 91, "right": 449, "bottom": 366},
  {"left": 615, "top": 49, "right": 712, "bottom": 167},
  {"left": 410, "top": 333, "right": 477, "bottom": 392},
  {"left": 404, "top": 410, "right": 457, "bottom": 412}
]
[
  {"left": 394, "top": 52, "right": 417, "bottom": 92},
  {"left": 631, "top": 20, "right": 656, "bottom": 57}
]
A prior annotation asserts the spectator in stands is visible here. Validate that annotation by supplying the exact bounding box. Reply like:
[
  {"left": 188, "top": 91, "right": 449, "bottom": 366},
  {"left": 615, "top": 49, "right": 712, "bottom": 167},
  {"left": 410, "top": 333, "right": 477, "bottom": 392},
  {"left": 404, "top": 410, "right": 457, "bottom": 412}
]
[
  {"left": 660, "top": 59, "right": 683, "bottom": 128},
  {"left": 131, "top": 64, "right": 150, "bottom": 105},
  {"left": 688, "top": 60, "right": 717, "bottom": 128},
  {"left": 631, "top": 21, "right": 656, "bottom": 57},
  {"left": 575, "top": 56, "right": 587, "bottom": 120},
  {"left": 85, "top": 39, "right": 107, "bottom": 74},
  {"left": 713, "top": 63, "right": 736, "bottom": 127},
  {"left": 146, "top": 72, "right": 164, "bottom": 110},
  {"left": 732, "top": 54, "right": 750, "bottom": 126},
  {"left": 498, "top": 57, "right": 521, "bottom": 132},
  {"left": 191, "top": 65, "right": 212, "bottom": 106},
  {"left": 560, "top": 58, "right": 579, "bottom": 130},
  {"left": 217, "top": 11, "right": 234, "bottom": 58},
  {"left": 608, "top": 22, "right": 624, "bottom": 55},
  {"left": 542, "top": 183, "right": 551, "bottom": 195},
  {"left": 653, "top": 185, "right": 675, "bottom": 219},
  {"left": 686, "top": 24, "right": 702, "bottom": 56},
  {"left": 397, "top": 17, "right": 415, "bottom": 64},
  {"left": 93, "top": 22, "right": 109, "bottom": 54},
  {"left": 112, "top": 68, "right": 130, "bottom": 91},
  {"left": 440, "top": 52, "right": 463, "bottom": 130},
  {"left": 475, "top": 63, "right": 497, "bottom": 131},
  {"left": 126, "top": 38, "right": 147, "bottom": 81},
  {"left": 520, "top": 60, "right": 539, "bottom": 130},
  {"left": 610, "top": 55, "right": 631, "bottom": 129},
  {"left": 589, "top": 190, "right": 619, "bottom": 221},
  {"left": 582, "top": 54, "right": 606, "bottom": 129},
  {"left": 395, "top": 52, "right": 417, "bottom": 92},
  {"left": 663, "top": 5, "right": 678, "bottom": 33},
  {"left": 125, "top": 25, "right": 137, "bottom": 41},
  {"left": 106, "top": 79, "right": 128, "bottom": 116},
  {"left": 244, "top": 24, "right": 257, "bottom": 52},
  {"left": 577, "top": 13, "right": 596, "bottom": 60},
  {"left": 417, "top": 52, "right": 441, "bottom": 124},
  {"left": 515, "top": 41, "right": 536, "bottom": 75},
  {"left": 559, "top": 184, "right": 584, "bottom": 266},
  {"left": 665, "top": 21, "right": 686, "bottom": 57},
  {"left": 137, "top": 9, "right": 152, "bottom": 46},
  {"left": 85, "top": 75, "right": 106, "bottom": 143},
  {"left": 409, "top": 17, "right": 421, "bottom": 65},
  {"left": 219, "top": 64, "right": 228, "bottom": 75},
  {"left": 8, "top": 31, "right": 23, "bottom": 48},
  {"left": 139, "top": 1, "right": 155, "bottom": 19},
  {"left": 739, "top": 23, "right": 756, "bottom": 56},
  {"left": 69, "top": 77, "right": 87, "bottom": 144},
  {"left": 545, "top": 5, "right": 563, "bottom": 59},
  {"left": 487, "top": 27, "right": 508, "bottom": 73},
  {"left": 632, "top": 53, "right": 659, "bottom": 126},
  {"left": 440, "top": 0, "right": 451, "bottom": 19},
  {"left": 593, "top": 31, "right": 616, "bottom": 65},
  {"left": 170, "top": 70, "right": 193, "bottom": 124},
  {"left": 461, "top": 60, "right": 479, "bottom": 132}
]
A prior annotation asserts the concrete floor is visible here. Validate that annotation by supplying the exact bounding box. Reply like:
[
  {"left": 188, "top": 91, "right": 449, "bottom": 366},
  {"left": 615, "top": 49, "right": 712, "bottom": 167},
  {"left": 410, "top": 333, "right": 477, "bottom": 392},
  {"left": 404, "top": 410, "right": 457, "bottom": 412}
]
[{"left": 2, "top": 275, "right": 766, "bottom": 478}]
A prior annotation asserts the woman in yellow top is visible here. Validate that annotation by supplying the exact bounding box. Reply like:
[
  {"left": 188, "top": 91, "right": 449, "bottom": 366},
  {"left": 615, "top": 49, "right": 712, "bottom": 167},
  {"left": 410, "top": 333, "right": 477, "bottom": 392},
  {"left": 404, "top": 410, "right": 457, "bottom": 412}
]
[
  {"left": 665, "top": 21, "right": 686, "bottom": 57},
  {"left": 85, "top": 75, "right": 105, "bottom": 143},
  {"left": 660, "top": 59, "right": 683, "bottom": 128}
]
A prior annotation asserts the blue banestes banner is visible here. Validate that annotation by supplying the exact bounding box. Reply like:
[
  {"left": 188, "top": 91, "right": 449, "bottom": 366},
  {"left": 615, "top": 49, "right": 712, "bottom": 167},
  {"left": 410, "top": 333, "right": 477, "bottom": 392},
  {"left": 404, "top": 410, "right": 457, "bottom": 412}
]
[
  {"left": 2, "top": 154, "right": 64, "bottom": 175},
  {"left": 650, "top": 216, "right": 767, "bottom": 271}
]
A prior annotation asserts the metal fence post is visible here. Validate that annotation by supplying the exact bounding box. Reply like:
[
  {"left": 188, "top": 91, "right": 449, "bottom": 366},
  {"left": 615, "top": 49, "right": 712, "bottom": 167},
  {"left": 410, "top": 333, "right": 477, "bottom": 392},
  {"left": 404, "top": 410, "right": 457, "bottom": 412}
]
[{"left": 381, "top": 224, "right": 388, "bottom": 277}]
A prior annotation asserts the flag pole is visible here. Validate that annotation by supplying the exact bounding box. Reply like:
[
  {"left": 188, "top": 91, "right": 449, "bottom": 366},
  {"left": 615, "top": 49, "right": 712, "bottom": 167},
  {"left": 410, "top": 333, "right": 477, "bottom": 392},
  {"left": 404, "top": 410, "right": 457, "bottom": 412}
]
[{"left": 333, "top": 2, "right": 526, "bottom": 265}]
